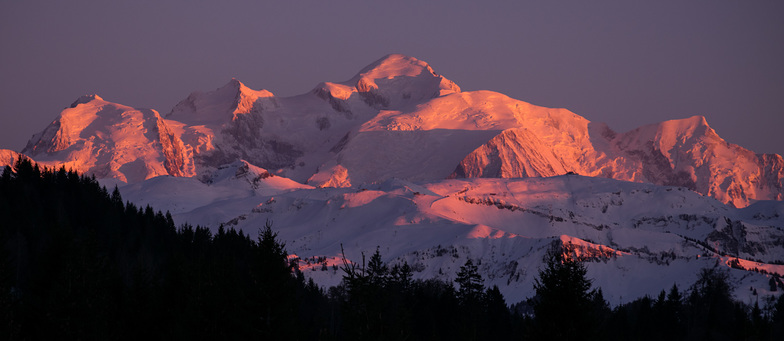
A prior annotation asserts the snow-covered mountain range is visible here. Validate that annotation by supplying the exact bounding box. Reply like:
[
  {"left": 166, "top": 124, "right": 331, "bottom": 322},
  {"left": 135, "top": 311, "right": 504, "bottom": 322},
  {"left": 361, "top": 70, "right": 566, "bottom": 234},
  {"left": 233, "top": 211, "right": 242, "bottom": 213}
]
[
  {"left": 3, "top": 54, "right": 783, "bottom": 304},
  {"left": 12, "top": 54, "right": 783, "bottom": 207}
]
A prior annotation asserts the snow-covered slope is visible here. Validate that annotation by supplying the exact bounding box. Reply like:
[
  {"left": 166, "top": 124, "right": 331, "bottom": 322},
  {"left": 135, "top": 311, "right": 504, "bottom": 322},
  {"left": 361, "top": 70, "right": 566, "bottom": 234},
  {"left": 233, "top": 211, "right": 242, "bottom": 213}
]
[
  {"left": 451, "top": 114, "right": 784, "bottom": 207},
  {"left": 611, "top": 116, "right": 784, "bottom": 207},
  {"left": 12, "top": 54, "right": 784, "bottom": 208},
  {"left": 21, "top": 95, "right": 192, "bottom": 182},
  {"left": 119, "top": 174, "right": 784, "bottom": 305},
  {"left": 0, "top": 149, "right": 22, "bottom": 168}
]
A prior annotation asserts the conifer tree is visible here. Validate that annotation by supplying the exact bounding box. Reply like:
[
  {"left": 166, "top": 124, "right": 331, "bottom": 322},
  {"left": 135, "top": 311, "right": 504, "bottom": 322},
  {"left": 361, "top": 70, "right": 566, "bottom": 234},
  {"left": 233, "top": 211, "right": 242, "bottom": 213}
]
[
  {"left": 455, "top": 258, "right": 484, "bottom": 303},
  {"left": 686, "top": 267, "right": 742, "bottom": 340},
  {"left": 484, "top": 285, "right": 512, "bottom": 339},
  {"left": 367, "top": 247, "right": 388, "bottom": 286},
  {"left": 253, "top": 220, "right": 295, "bottom": 338},
  {"left": 772, "top": 294, "right": 784, "bottom": 339},
  {"left": 664, "top": 283, "right": 685, "bottom": 337},
  {"left": 531, "top": 241, "right": 598, "bottom": 340},
  {"left": 455, "top": 258, "right": 485, "bottom": 340},
  {"left": 390, "top": 261, "right": 413, "bottom": 289}
]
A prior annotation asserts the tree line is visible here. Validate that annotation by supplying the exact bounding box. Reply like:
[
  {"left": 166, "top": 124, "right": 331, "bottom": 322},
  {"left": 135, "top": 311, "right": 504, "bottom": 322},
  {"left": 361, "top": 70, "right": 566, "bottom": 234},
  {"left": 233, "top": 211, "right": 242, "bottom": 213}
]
[{"left": 1, "top": 156, "right": 782, "bottom": 340}]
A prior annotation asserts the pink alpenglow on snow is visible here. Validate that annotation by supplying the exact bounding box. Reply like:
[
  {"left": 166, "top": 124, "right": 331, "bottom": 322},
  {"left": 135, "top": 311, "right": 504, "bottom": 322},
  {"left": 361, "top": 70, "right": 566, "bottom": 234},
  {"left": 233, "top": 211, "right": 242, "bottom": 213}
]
[{"left": 12, "top": 55, "right": 782, "bottom": 207}]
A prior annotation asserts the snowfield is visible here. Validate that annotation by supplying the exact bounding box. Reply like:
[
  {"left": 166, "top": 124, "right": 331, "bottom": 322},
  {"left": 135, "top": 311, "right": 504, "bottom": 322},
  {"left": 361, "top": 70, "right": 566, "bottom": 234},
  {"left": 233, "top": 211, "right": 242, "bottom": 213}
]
[{"left": 119, "top": 172, "right": 784, "bottom": 305}]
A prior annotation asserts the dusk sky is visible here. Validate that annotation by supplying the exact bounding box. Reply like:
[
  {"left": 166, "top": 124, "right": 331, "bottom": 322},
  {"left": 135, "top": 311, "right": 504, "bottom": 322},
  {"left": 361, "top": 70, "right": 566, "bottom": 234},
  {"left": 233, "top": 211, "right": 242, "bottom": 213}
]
[{"left": 2, "top": 1, "right": 782, "bottom": 155}]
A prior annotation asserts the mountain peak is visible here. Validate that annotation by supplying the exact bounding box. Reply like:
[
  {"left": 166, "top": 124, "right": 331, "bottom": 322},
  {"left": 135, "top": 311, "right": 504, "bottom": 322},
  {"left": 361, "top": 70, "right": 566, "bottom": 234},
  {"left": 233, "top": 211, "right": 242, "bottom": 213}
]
[
  {"left": 349, "top": 54, "right": 460, "bottom": 108},
  {"left": 662, "top": 115, "right": 709, "bottom": 129},
  {"left": 217, "top": 78, "right": 273, "bottom": 98},
  {"left": 355, "top": 54, "right": 437, "bottom": 80},
  {"left": 656, "top": 115, "right": 719, "bottom": 142},
  {"left": 218, "top": 78, "right": 242, "bottom": 92},
  {"left": 69, "top": 94, "right": 103, "bottom": 108},
  {"left": 619, "top": 115, "right": 715, "bottom": 143},
  {"left": 166, "top": 78, "right": 274, "bottom": 125}
]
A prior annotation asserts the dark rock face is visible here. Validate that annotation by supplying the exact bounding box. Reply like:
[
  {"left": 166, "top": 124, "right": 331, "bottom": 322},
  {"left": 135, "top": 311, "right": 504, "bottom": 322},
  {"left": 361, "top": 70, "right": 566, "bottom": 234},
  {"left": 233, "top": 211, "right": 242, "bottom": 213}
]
[
  {"left": 624, "top": 141, "right": 698, "bottom": 191},
  {"left": 155, "top": 116, "right": 188, "bottom": 177}
]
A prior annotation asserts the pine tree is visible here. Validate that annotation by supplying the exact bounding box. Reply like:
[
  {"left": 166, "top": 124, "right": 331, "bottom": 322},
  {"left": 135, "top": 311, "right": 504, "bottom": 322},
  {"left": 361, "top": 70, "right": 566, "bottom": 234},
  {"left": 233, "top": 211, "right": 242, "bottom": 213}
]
[
  {"left": 772, "top": 293, "right": 784, "bottom": 339},
  {"left": 686, "top": 267, "right": 741, "bottom": 340},
  {"left": 484, "top": 285, "right": 512, "bottom": 339},
  {"left": 664, "top": 283, "right": 685, "bottom": 337},
  {"left": 531, "top": 241, "right": 597, "bottom": 340},
  {"left": 390, "top": 261, "right": 413, "bottom": 290},
  {"left": 367, "top": 247, "right": 388, "bottom": 287},
  {"left": 111, "top": 186, "right": 123, "bottom": 209},
  {"left": 455, "top": 258, "right": 484, "bottom": 304},
  {"left": 455, "top": 258, "right": 485, "bottom": 340},
  {"left": 253, "top": 220, "right": 295, "bottom": 338}
]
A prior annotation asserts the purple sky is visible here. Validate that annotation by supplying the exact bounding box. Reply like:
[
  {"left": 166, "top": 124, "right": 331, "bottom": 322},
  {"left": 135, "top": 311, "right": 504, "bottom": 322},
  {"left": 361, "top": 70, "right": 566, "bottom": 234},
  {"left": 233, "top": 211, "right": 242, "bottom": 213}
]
[{"left": 2, "top": 1, "right": 783, "bottom": 155}]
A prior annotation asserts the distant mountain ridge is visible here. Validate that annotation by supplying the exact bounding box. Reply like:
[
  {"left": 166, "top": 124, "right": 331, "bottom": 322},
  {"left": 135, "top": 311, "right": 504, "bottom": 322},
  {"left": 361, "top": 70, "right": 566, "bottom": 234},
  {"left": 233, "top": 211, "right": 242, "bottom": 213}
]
[{"left": 6, "top": 54, "right": 783, "bottom": 207}]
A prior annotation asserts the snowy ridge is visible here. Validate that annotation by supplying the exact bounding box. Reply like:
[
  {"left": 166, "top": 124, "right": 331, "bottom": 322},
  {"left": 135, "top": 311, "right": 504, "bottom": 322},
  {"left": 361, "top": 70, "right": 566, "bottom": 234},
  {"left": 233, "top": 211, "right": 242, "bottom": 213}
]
[
  {"left": 20, "top": 95, "right": 192, "bottom": 182},
  {"left": 166, "top": 78, "right": 275, "bottom": 126},
  {"left": 451, "top": 113, "right": 784, "bottom": 207},
  {"left": 119, "top": 174, "right": 784, "bottom": 305},
  {"left": 612, "top": 115, "right": 784, "bottom": 207}
]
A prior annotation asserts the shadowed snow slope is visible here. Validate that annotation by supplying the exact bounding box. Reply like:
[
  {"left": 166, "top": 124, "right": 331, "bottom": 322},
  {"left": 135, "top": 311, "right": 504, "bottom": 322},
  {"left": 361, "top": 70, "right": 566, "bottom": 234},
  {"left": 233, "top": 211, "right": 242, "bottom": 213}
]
[{"left": 119, "top": 174, "right": 784, "bottom": 305}]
